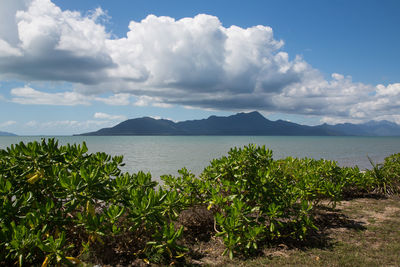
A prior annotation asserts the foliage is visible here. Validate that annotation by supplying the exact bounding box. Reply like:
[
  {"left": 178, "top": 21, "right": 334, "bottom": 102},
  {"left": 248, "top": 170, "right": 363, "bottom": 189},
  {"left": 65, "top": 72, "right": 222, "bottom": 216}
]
[
  {"left": 0, "top": 139, "right": 399, "bottom": 265},
  {"left": 0, "top": 139, "right": 186, "bottom": 265},
  {"left": 365, "top": 153, "right": 400, "bottom": 195},
  {"left": 200, "top": 145, "right": 332, "bottom": 257}
]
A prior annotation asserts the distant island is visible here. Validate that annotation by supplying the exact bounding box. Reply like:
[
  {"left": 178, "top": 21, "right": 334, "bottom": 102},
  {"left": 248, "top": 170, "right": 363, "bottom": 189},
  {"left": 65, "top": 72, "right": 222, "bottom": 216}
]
[
  {"left": 78, "top": 111, "right": 400, "bottom": 136},
  {"left": 0, "top": 131, "right": 17, "bottom": 136}
]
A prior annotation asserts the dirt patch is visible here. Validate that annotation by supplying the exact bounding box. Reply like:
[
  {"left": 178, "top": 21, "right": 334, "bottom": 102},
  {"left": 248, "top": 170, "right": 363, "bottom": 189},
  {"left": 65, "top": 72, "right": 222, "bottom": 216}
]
[
  {"left": 336, "top": 197, "right": 400, "bottom": 225},
  {"left": 382, "top": 206, "right": 400, "bottom": 220},
  {"left": 178, "top": 205, "right": 215, "bottom": 244},
  {"left": 188, "top": 236, "right": 228, "bottom": 266}
]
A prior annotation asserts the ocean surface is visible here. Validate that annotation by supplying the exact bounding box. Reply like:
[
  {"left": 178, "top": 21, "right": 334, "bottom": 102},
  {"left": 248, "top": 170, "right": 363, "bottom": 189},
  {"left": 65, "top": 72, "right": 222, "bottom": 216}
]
[{"left": 1, "top": 136, "right": 400, "bottom": 180}]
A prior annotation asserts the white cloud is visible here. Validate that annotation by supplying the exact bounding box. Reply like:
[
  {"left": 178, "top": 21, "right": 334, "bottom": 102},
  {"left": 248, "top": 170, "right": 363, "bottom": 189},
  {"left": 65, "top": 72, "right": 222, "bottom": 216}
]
[
  {"left": 376, "top": 83, "right": 400, "bottom": 96},
  {"left": 133, "top": 96, "right": 152, "bottom": 107},
  {"left": 0, "top": 0, "right": 24, "bottom": 56},
  {"left": 133, "top": 96, "right": 173, "bottom": 108},
  {"left": 26, "top": 119, "right": 115, "bottom": 131},
  {"left": 93, "top": 112, "right": 126, "bottom": 121},
  {"left": 95, "top": 93, "right": 130, "bottom": 106},
  {"left": 26, "top": 120, "right": 38, "bottom": 127},
  {"left": 15, "top": 0, "right": 108, "bottom": 57},
  {"left": 331, "top": 73, "right": 344, "bottom": 81},
  {"left": 0, "top": 120, "right": 17, "bottom": 127},
  {"left": 317, "top": 81, "right": 400, "bottom": 124},
  {"left": 101, "top": 14, "right": 300, "bottom": 98},
  {"left": 23, "top": 115, "right": 125, "bottom": 134},
  {"left": 0, "top": 0, "right": 30, "bottom": 46},
  {"left": 149, "top": 115, "right": 176, "bottom": 122},
  {"left": 9, "top": 86, "right": 133, "bottom": 107},
  {"left": 10, "top": 86, "right": 90, "bottom": 105},
  {"left": 153, "top": 102, "right": 173, "bottom": 108},
  {"left": 374, "top": 115, "right": 400, "bottom": 125},
  {"left": 0, "top": 0, "right": 399, "bottom": 124},
  {"left": 0, "top": 39, "right": 22, "bottom": 56},
  {"left": 320, "top": 117, "right": 363, "bottom": 125},
  {"left": 0, "top": 0, "right": 113, "bottom": 83},
  {"left": 30, "top": 119, "right": 117, "bottom": 135}
]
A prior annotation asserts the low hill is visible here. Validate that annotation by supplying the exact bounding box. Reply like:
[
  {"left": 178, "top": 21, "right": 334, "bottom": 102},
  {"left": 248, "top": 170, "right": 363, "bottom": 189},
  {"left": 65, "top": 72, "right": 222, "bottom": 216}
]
[
  {"left": 319, "top": 120, "right": 400, "bottom": 136},
  {"left": 0, "top": 131, "right": 17, "bottom": 136}
]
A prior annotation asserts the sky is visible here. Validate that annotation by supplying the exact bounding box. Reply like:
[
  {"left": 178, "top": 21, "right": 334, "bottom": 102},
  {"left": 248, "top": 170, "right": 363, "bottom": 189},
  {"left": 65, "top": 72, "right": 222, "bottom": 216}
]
[{"left": 0, "top": 0, "right": 399, "bottom": 135}]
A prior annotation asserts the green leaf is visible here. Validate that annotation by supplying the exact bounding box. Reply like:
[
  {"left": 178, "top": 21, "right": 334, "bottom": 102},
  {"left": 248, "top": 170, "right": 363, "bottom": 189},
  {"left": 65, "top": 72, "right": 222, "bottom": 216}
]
[{"left": 229, "top": 249, "right": 234, "bottom": 260}]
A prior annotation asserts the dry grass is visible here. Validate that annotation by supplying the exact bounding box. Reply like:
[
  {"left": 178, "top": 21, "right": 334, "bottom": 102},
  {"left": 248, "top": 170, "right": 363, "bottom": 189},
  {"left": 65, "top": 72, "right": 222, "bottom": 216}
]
[{"left": 182, "top": 195, "right": 400, "bottom": 266}]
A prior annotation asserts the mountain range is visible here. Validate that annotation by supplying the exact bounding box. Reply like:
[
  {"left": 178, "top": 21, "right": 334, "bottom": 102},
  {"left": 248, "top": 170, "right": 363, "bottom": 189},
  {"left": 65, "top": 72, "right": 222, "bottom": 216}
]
[
  {"left": 0, "top": 131, "right": 17, "bottom": 136},
  {"left": 78, "top": 111, "right": 400, "bottom": 136}
]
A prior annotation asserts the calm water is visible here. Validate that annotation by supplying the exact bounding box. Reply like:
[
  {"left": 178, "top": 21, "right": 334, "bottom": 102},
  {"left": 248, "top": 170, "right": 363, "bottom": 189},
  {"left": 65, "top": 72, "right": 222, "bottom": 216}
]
[{"left": 1, "top": 136, "right": 400, "bottom": 180}]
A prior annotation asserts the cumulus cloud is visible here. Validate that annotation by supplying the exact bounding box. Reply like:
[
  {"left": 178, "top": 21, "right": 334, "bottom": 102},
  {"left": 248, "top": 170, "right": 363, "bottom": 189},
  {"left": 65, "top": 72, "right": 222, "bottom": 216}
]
[
  {"left": 376, "top": 83, "right": 400, "bottom": 97},
  {"left": 10, "top": 86, "right": 90, "bottom": 105},
  {"left": 0, "top": 0, "right": 29, "bottom": 45},
  {"left": 93, "top": 112, "right": 126, "bottom": 121},
  {"left": 9, "top": 86, "right": 132, "bottom": 106},
  {"left": 26, "top": 120, "right": 38, "bottom": 127},
  {"left": 342, "top": 83, "right": 400, "bottom": 124},
  {"left": 100, "top": 14, "right": 303, "bottom": 98},
  {"left": 133, "top": 96, "right": 173, "bottom": 108},
  {"left": 95, "top": 93, "right": 131, "bottom": 106},
  {"left": 1, "top": 0, "right": 399, "bottom": 124},
  {"left": 0, "top": 0, "right": 113, "bottom": 83},
  {"left": 41, "top": 120, "right": 97, "bottom": 128},
  {"left": 0, "top": 121, "right": 17, "bottom": 127},
  {"left": 0, "top": 39, "right": 22, "bottom": 56}
]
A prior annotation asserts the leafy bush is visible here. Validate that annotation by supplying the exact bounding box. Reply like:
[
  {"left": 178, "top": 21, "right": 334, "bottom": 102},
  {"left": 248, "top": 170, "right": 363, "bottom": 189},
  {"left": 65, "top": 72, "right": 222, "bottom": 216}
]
[
  {"left": 382, "top": 153, "right": 400, "bottom": 189},
  {"left": 0, "top": 139, "right": 398, "bottom": 264},
  {"left": 365, "top": 153, "right": 400, "bottom": 195},
  {"left": 0, "top": 139, "right": 186, "bottom": 266},
  {"left": 275, "top": 157, "right": 372, "bottom": 202},
  {"left": 198, "top": 145, "right": 350, "bottom": 258}
]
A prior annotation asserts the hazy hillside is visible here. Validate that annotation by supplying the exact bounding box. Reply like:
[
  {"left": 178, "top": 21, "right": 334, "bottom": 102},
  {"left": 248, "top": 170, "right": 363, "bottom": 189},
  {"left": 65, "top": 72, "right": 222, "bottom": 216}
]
[{"left": 0, "top": 131, "right": 17, "bottom": 136}]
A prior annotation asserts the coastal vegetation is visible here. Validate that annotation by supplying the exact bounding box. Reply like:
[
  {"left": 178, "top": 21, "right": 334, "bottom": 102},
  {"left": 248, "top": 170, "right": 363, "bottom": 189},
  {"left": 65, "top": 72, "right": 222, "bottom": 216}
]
[{"left": 0, "top": 139, "right": 399, "bottom": 266}]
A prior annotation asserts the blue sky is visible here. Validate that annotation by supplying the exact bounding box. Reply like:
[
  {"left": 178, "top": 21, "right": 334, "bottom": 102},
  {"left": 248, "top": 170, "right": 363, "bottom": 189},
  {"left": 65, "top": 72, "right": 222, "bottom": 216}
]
[{"left": 0, "top": 0, "right": 399, "bottom": 135}]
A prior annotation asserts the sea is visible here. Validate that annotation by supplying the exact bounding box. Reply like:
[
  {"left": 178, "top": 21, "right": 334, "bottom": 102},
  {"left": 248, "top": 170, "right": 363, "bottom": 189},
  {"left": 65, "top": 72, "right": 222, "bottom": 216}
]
[{"left": 1, "top": 136, "right": 400, "bottom": 181}]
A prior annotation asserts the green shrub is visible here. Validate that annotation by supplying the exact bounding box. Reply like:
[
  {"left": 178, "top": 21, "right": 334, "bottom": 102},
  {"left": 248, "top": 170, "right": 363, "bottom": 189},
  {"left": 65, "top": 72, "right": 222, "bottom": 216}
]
[
  {"left": 365, "top": 153, "right": 400, "bottom": 195},
  {"left": 0, "top": 139, "right": 124, "bottom": 265},
  {"left": 200, "top": 145, "right": 319, "bottom": 258},
  {"left": 381, "top": 153, "right": 400, "bottom": 194},
  {"left": 274, "top": 157, "right": 344, "bottom": 204},
  {"left": 0, "top": 139, "right": 187, "bottom": 265},
  {"left": 1, "top": 139, "right": 398, "bottom": 264}
]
